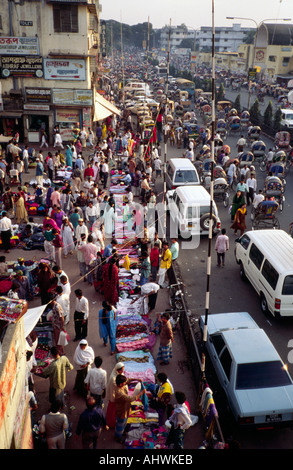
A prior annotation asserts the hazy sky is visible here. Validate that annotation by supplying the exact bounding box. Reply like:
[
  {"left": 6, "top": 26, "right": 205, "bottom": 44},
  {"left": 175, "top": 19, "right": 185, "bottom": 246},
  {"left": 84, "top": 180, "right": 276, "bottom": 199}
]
[{"left": 101, "top": 0, "right": 292, "bottom": 29}]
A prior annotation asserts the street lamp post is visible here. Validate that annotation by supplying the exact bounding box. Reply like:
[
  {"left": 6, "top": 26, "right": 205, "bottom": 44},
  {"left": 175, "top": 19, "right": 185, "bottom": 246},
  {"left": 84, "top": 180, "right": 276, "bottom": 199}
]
[{"left": 226, "top": 16, "right": 291, "bottom": 109}]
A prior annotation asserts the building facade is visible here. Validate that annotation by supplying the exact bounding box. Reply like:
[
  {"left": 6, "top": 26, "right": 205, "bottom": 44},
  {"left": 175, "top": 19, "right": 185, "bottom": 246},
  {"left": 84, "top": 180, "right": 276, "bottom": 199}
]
[
  {"left": 0, "top": 0, "right": 101, "bottom": 144},
  {"left": 198, "top": 23, "right": 255, "bottom": 53}
]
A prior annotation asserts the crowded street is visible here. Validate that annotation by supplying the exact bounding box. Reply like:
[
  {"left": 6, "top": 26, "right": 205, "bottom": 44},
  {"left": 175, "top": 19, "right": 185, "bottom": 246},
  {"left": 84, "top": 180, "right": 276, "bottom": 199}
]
[{"left": 2, "top": 0, "right": 293, "bottom": 457}]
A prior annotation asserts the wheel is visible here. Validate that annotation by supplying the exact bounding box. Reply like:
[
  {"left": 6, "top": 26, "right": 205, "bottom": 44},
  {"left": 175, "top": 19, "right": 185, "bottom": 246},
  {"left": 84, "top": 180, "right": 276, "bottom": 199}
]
[
  {"left": 200, "top": 213, "right": 217, "bottom": 232},
  {"left": 239, "top": 262, "right": 247, "bottom": 281},
  {"left": 174, "top": 299, "right": 183, "bottom": 310},
  {"left": 260, "top": 293, "right": 268, "bottom": 314},
  {"left": 260, "top": 159, "right": 267, "bottom": 172},
  {"left": 273, "top": 218, "right": 280, "bottom": 229},
  {"left": 223, "top": 192, "right": 229, "bottom": 208}
]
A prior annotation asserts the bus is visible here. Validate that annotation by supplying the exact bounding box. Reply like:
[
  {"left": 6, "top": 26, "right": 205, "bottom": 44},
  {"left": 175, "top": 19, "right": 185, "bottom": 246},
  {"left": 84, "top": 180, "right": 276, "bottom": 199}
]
[{"left": 175, "top": 78, "right": 195, "bottom": 101}]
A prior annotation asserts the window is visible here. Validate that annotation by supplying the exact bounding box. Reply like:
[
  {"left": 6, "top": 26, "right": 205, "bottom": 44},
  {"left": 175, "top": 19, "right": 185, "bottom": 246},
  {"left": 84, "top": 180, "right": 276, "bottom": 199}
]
[
  {"left": 261, "top": 260, "right": 279, "bottom": 290},
  {"left": 236, "top": 361, "right": 291, "bottom": 389},
  {"left": 269, "top": 56, "right": 276, "bottom": 62},
  {"left": 187, "top": 206, "right": 199, "bottom": 219},
  {"left": 249, "top": 243, "right": 264, "bottom": 270},
  {"left": 282, "top": 275, "right": 293, "bottom": 295},
  {"left": 174, "top": 170, "right": 198, "bottom": 184},
  {"left": 219, "top": 347, "right": 232, "bottom": 381},
  {"left": 211, "top": 334, "right": 226, "bottom": 355},
  {"left": 53, "top": 4, "right": 78, "bottom": 33}
]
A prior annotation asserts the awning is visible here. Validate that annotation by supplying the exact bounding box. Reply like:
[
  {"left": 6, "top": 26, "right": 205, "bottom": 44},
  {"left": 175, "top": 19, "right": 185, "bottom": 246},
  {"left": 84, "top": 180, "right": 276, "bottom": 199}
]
[
  {"left": 93, "top": 100, "right": 113, "bottom": 121},
  {"left": 95, "top": 92, "right": 121, "bottom": 117},
  {"left": 0, "top": 111, "right": 23, "bottom": 118},
  {"left": 22, "top": 304, "right": 48, "bottom": 338}
]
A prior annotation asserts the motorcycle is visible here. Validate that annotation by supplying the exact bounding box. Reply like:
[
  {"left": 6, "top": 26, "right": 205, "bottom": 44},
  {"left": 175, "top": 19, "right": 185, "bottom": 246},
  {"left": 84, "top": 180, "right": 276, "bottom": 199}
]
[{"left": 167, "top": 282, "right": 185, "bottom": 329}]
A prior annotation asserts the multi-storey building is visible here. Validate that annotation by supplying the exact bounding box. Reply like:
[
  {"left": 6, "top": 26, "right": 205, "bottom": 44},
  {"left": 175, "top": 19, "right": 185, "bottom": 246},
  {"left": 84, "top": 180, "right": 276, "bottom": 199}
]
[
  {"left": 198, "top": 23, "right": 255, "bottom": 53},
  {"left": 0, "top": 0, "right": 101, "bottom": 145}
]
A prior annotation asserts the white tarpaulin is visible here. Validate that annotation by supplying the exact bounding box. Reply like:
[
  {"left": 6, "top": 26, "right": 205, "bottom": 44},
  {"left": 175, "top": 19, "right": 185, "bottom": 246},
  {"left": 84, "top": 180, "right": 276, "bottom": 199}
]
[
  {"left": 23, "top": 304, "right": 48, "bottom": 338},
  {"left": 95, "top": 92, "right": 121, "bottom": 116},
  {"left": 93, "top": 100, "right": 113, "bottom": 122}
]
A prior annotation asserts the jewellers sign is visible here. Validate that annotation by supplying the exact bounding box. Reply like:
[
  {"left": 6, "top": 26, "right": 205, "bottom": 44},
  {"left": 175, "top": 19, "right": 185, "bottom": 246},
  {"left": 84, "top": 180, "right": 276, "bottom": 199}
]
[
  {"left": 43, "top": 58, "right": 86, "bottom": 80},
  {"left": 0, "top": 37, "right": 39, "bottom": 56},
  {"left": 1, "top": 56, "right": 43, "bottom": 77}
]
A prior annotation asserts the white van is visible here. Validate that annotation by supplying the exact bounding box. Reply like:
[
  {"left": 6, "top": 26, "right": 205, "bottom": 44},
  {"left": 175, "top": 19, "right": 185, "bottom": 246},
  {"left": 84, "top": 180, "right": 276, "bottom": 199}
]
[
  {"left": 166, "top": 185, "right": 221, "bottom": 238},
  {"left": 166, "top": 158, "right": 200, "bottom": 190},
  {"left": 235, "top": 229, "right": 293, "bottom": 318},
  {"left": 281, "top": 109, "right": 293, "bottom": 129},
  {"left": 124, "top": 82, "right": 150, "bottom": 96}
]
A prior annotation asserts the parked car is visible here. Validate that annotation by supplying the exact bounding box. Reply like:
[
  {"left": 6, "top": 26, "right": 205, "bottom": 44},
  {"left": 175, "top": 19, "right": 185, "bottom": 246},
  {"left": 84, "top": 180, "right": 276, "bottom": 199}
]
[{"left": 199, "top": 311, "right": 293, "bottom": 428}]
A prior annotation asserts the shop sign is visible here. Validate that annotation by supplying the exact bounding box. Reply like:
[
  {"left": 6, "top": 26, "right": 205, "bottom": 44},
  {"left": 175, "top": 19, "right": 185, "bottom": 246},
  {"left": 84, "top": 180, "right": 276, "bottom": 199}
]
[
  {"left": 43, "top": 58, "right": 86, "bottom": 81},
  {"left": 25, "top": 87, "right": 51, "bottom": 104},
  {"left": 56, "top": 109, "right": 80, "bottom": 123},
  {"left": 52, "top": 88, "right": 93, "bottom": 105},
  {"left": 0, "top": 37, "right": 39, "bottom": 56},
  {"left": 23, "top": 104, "right": 50, "bottom": 111},
  {"left": 100, "top": 20, "right": 107, "bottom": 58},
  {"left": 82, "top": 107, "right": 91, "bottom": 129},
  {"left": 1, "top": 56, "right": 43, "bottom": 78}
]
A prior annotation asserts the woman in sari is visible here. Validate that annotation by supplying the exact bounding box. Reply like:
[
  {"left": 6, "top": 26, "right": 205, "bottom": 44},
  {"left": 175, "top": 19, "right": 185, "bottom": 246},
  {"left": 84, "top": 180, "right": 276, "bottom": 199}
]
[
  {"left": 73, "top": 339, "right": 95, "bottom": 398},
  {"left": 102, "top": 257, "right": 119, "bottom": 305},
  {"left": 98, "top": 301, "right": 117, "bottom": 355},
  {"left": 231, "top": 203, "right": 247, "bottom": 236},
  {"left": 105, "top": 362, "right": 125, "bottom": 428},
  {"left": 230, "top": 190, "right": 244, "bottom": 222}
]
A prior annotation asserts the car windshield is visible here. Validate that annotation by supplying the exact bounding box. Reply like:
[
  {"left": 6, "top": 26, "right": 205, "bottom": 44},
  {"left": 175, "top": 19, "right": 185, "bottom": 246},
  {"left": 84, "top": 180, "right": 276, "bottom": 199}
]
[
  {"left": 174, "top": 170, "right": 198, "bottom": 183},
  {"left": 236, "top": 361, "right": 292, "bottom": 389}
]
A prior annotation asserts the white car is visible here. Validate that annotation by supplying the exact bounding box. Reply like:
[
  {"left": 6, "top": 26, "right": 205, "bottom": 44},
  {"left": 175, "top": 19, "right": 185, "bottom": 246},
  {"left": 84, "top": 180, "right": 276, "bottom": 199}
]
[{"left": 199, "top": 311, "right": 293, "bottom": 428}]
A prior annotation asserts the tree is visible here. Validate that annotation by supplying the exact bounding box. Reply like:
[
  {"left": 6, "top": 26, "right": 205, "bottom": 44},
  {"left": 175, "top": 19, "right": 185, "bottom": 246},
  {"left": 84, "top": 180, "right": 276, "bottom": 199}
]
[
  {"left": 216, "top": 83, "right": 225, "bottom": 102},
  {"left": 264, "top": 101, "right": 273, "bottom": 128},
  {"left": 234, "top": 94, "right": 241, "bottom": 114},
  {"left": 273, "top": 107, "right": 282, "bottom": 131},
  {"left": 249, "top": 98, "right": 260, "bottom": 125}
]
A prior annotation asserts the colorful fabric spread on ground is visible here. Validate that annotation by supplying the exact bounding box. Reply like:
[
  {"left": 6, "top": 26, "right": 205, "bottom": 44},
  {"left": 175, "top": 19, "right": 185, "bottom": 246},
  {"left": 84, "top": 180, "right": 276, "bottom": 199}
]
[{"left": 110, "top": 173, "right": 168, "bottom": 449}]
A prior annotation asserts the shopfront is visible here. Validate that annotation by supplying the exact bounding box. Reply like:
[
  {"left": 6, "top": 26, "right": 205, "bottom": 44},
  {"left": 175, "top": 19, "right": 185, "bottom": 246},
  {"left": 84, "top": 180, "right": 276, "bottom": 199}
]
[
  {"left": 23, "top": 87, "right": 53, "bottom": 144},
  {"left": 52, "top": 88, "right": 93, "bottom": 142}
]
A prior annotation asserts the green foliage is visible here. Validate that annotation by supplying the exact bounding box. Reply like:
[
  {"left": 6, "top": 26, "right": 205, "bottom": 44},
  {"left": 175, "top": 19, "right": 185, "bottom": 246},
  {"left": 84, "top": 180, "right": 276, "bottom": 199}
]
[
  {"left": 263, "top": 101, "right": 273, "bottom": 127},
  {"left": 104, "top": 20, "right": 160, "bottom": 53},
  {"left": 216, "top": 83, "right": 225, "bottom": 102},
  {"left": 249, "top": 98, "right": 260, "bottom": 125},
  {"left": 273, "top": 107, "right": 282, "bottom": 131},
  {"left": 234, "top": 94, "right": 241, "bottom": 113}
]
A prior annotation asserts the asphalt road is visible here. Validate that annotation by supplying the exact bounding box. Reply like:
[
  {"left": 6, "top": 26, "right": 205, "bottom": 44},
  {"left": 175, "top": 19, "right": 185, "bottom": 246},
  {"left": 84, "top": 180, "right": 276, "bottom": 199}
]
[{"left": 155, "top": 106, "right": 293, "bottom": 448}]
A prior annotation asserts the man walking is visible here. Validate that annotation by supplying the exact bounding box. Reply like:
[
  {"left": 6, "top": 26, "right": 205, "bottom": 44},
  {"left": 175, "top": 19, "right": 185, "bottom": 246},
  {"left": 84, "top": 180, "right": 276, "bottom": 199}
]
[
  {"left": 215, "top": 228, "right": 229, "bottom": 267},
  {"left": 73, "top": 289, "right": 89, "bottom": 341},
  {"left": 75, "top": 396, "right": 108, "bottom": 449},
  {"left": 41, "top": 346, "right": 74, "bottom": 407}
]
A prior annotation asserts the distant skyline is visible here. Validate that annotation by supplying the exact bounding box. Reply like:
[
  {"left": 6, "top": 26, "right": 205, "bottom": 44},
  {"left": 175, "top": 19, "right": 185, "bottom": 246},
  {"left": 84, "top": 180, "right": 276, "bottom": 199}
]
[{"left": 101, "top": 0, "right": 292, "bottom": 30}]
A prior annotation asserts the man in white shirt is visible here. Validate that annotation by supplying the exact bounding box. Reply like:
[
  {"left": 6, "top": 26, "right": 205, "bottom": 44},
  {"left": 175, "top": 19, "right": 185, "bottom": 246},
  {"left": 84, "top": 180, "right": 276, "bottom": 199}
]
[
  {"left": 74, "top": 289, "right": 89, "bottom": 341},
  {"left": 75, "top": 219, "right": 88, "bottom": 243},
  {"left": 84, "top": 356, "right": 107, "bottom": 406},
  {"left": 102, "top": 160, "right": 109, "bottom": 189},
  {"left": 236, "top": 135, "right": 246, "bottom": 153},
  {"left": 246, "top": 173, "right": 257, "bottom": 206},
  {"left": 22, "top": 145, "right": 30, "bottom": 173},
  {"left": 56, "top": 285, "right": 70, "bottom": 325},
  {"left": 153, "top": 157, "right": 162, "bottom": 180},
  {"left": 227, "top": 161, "right": 237, "bottom": 185},
  {"left": 0, "top": 211, "right": 12, "bottom": 252},
  {"left": 85, "top": 201, "right": 99, "bottom": 229},
  {"left": 253, "top": 189, "right": 265, "bottom": 209}
]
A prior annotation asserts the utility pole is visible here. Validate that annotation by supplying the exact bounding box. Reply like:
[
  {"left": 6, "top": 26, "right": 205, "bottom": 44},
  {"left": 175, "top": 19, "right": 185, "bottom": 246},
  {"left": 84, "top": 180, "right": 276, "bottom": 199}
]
[{"left": 163, "top": 19, "right": 171, "bottom": 239}]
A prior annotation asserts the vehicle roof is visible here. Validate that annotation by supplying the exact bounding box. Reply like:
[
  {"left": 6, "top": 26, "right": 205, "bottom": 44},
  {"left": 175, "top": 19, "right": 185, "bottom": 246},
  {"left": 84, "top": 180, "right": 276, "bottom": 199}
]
[
  {"left": 169, "top": 158, "right": 196, "bottom": 169},
  {"left": 201, "top": 311, "right": 258, "bottom": 334},
  {"left": 241, "top": 229, "right": 293, "bottom": 273},
  {"left": 222, "top": 328, "right": 281, "bottom": 364},
  {"left": 174, "top": 185, "right": 209, "bottom": 202}
]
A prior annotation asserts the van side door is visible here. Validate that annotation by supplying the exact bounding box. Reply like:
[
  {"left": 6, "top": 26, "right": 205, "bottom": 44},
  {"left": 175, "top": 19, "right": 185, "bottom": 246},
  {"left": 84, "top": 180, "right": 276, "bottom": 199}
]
[{"left": 247, "top": 243, "right": 264, "bottom": 293}]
